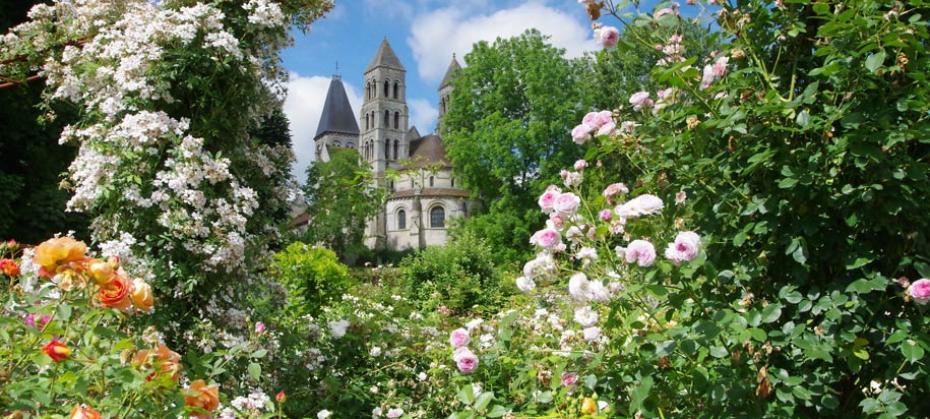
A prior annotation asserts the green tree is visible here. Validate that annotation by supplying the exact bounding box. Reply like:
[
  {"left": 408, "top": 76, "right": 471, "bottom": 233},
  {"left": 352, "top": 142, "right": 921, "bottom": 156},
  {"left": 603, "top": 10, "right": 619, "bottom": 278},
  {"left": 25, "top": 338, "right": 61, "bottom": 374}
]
[
  {"left": 442, "top": 30, "right": 589, "bottom": 263},
  {"left": 302, "top": 148, "right": 385, "bottom": 258}
]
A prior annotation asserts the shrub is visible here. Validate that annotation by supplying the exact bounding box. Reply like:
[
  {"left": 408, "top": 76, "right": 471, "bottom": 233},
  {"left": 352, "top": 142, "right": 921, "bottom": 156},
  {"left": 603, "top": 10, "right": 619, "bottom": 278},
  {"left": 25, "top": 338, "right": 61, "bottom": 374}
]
[
  {"left": 399, "top": 232, "right": 505, "bottom": 314},
  {"left": 272, "top": 242, "right": 352, "bottom": 317}
]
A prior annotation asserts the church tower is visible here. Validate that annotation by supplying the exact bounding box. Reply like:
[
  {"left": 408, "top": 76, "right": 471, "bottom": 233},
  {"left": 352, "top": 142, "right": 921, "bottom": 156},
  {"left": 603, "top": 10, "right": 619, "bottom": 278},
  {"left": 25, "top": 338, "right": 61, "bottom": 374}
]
[
  {"left": 437, "top": 55, "right": 461, "bottom": 129},
  {"left": 360, "top": 39, "right": 409, "bottom": 174},
  {"left": 314, "top": 75, "right": 360, "bottom": 162}
]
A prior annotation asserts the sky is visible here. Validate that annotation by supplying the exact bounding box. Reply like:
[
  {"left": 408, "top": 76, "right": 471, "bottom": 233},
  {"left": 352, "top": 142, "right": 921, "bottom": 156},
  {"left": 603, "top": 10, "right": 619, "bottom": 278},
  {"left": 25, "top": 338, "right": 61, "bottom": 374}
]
[{"left": 280, "top": 0, "right": 605, "bottom": 178}]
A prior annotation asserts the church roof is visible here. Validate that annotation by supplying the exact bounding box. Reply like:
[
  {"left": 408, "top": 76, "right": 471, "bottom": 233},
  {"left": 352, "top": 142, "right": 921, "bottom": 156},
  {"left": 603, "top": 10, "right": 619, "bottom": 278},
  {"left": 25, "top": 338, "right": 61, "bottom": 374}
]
[
  {"left": 439, "top": 56, "right": 461, "bottom": 89},
  {"left": 408, "top": 134, "right": 449, "bottom": 167},
  {"left": 366, "top": 39, "right": 405, "bottom": 72},
  {"left": 314, "top": 76, "right": 359, "bottom": 141},
  {"left": 405, "top": 126, "right": 421, "bottom": 143}
]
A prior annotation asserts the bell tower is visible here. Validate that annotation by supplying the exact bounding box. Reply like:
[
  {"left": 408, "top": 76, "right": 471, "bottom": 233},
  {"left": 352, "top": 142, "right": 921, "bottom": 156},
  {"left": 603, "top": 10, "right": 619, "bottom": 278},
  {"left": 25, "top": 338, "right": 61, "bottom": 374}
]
[{"left": 360, "top": 38, "right": 408, "bottom": 174}]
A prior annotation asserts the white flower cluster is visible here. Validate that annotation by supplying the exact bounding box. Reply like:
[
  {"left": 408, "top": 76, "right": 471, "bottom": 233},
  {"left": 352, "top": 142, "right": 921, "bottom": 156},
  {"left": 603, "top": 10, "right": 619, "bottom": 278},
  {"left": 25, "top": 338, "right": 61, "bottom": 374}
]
[{"left": 244, "top": 0, "right": 286, "bottom": 28}]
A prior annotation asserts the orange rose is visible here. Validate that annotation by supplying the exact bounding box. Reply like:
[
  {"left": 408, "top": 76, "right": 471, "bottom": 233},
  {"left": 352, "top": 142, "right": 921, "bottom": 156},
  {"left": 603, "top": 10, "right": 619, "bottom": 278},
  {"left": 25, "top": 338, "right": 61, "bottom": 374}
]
[
  {"left": 97, "top": 274, "right": 131, "bottom": 310},
  {"left": 130, "top": 278, "right": 154, "bottom": 312},
  {"left": 0, "top": 259, "right": 20, "bottom": 278},
  {"left": 33, "top": 237, "right": 88, "bottom": 277},
  {"left": 42, "top": 339, "right": 70, "bottom": 362},
  {"left": 132, "top": 344, "right": 182, "bottom": 381},
  {"left": 69, "top": 404, "right": 101, "bottom": 419},
  {"left": 184, "top": 379, "right": 220, "bottom": 418}
]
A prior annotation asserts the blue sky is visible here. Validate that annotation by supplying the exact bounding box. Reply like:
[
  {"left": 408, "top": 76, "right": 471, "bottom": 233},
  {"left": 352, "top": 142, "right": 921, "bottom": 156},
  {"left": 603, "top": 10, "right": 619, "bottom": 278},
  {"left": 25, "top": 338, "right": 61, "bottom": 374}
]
[{"left": 281, "top": 0, "right": 602, "bottom": 177}]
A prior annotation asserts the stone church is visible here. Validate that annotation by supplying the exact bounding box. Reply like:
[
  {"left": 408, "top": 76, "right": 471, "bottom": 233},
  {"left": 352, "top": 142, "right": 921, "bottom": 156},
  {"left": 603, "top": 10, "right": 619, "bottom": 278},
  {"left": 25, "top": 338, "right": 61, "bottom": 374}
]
[{"left": 311, "top": 39, "right": 476, "bottom": 250}]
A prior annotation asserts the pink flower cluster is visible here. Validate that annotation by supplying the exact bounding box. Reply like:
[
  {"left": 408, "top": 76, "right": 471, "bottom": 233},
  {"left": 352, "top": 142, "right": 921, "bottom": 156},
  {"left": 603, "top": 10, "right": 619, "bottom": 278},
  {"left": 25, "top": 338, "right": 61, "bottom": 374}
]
[
  {"left": 621, "top": 240, "right": 657, "bottom": 267},
  {"left": 448, "top": 327, "right": 479, "bottom": 373},
  {"left": 654, "top": 3, "right": 680, "bottom": 19},
  {"left": 449, "top": 328, "right": 470, "bottom": 348},
  {"left": 657, "top": 34, "right": 686, "bottom": 66},
  {"left": 572, "top": 111, "right": 616, "bottom": 144},
  {"left": 701, "top": 56, "right": 729, "bottom": 89}
]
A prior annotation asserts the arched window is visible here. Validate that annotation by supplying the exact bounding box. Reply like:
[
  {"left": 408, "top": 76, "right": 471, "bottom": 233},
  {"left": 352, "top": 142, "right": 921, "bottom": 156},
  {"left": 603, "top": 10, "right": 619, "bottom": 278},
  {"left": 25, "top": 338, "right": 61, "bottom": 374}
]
[
  {"left": 366, "top": 82, "right": 371, "bottom": 99},
  {"left": 393, "top": 82, "right": 399, "bottom": 99},
  {"left": 385, "top": 140, "right": 389, "bottom": 159},
  {"left": 333, "top": 140, "right": 342, "bottom": 147},
  {"left": 397, "top": 209, "right": 406, "bottom": 229},
  {"left": 394, "top": 111, "right": 399, "bottom": 129},
  {"left": 441, "top": 98, "right": 446, "bottom": 114},
  {"left": 384, "top": 110, "right": 390, "bottom": 127},
  {"left": 372, "top": 111, "right": 376, "bottom": 127},
  {"left": 365, "top": 114, "right": 369, "bottom": 130},
  {"left": 430, "top": 206, "right": 445, "bottom": 228},
  {"left": 393, "top": 140, "right": 399, "bottom": 160},
  {"left": 429, "top": 176, "right": 434, "bottom": 187},
  {"left": 384, "top": 80, "right": 389, "bottom": 97}
]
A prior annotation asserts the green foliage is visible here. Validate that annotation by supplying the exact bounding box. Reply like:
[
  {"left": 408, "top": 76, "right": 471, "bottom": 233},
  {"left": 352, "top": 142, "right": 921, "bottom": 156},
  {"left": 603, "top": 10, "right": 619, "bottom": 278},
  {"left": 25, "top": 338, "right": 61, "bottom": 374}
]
[
  {"left": 303, "top": 148, "right": 387, "bottom": 258},
  {"left": 272, "top": 242, "right": 351, "bottom": 317},
  {"left": 442, "top": 30, "right": 588, "bottom": 263},
  {"left": 399, "top": 232, "right": 505, "bottom": 314}
]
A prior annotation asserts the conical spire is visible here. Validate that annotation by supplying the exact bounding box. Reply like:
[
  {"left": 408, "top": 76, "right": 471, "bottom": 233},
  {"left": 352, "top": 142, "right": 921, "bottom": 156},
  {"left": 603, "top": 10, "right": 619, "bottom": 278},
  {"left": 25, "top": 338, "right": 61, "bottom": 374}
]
[
  {"left": 314, "top": 76, "right": 359, "bottom": 141},
  {"left": 439, "top": 55, "right": 461, "bottom": 89},
  {"left": 366, "top": 38, "right": 405, "bottom": 72}
]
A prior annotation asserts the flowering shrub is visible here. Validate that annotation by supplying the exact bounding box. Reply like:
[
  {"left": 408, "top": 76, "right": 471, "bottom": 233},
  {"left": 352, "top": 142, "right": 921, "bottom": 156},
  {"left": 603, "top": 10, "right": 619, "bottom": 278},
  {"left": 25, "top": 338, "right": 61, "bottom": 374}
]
[
  {"left": 0, "top": 237, "right": 283, "bottom": 417},
  {"left": 271, "top": 243, "right": 351, "bottom": 317}
]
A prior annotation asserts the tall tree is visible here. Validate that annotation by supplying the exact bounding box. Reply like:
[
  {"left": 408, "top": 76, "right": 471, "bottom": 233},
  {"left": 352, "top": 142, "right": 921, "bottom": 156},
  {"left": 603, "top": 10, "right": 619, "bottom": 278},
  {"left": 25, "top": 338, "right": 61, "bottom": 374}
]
[
  {"left": 302, "top": 148, "right": 385, "bottom": 258},
  {"left": 441, "top": 30, "right": 589, "bottom": 263}
]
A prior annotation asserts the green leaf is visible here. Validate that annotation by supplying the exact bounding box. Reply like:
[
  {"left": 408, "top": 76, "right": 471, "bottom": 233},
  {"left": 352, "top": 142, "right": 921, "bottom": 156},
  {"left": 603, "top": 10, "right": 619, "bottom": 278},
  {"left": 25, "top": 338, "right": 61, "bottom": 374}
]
[
  {"left": 629, "top": 376, "right": 654, "bottom": 415},
  {"left": 251, "top": 349, "right": 268, "bottom": 358},
  {"left": 474, "top": 392, "right": 494, "bottom": 411},
  {"left": 57, "top": 304, "right": 72, "bottom": 322},
  {"left": 846, "top": 257, "right": 873, "bottom": 270},
  {"left": 902, "top": 340, "right": 924, "bottom": 363},
  {"left": 458, "top": 386, "right": 475, "bottom": 405},
  {"left": 865, "top": 51, "right": 886, "bottom": 73},
  {"left": 247, "top": 362, "right": 261, "bottom": 380},
  {"left": 487, "top": 405, "right": 509, "bottom": 418},
  {"left": 710, "top": 346, "right": 728, "bottom": 358},
  {"left": 762, "top": 304, "right": 783, "bottom": 324}
]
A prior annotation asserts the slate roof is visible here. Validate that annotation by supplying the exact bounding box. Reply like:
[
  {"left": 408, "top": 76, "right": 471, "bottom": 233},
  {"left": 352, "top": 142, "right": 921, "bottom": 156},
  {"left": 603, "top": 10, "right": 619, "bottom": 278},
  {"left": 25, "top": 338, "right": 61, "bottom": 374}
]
[
  {"left": 366, "top": 39, "right": 405, "bottom": 72},
  {"left": 439, "top": 56, "right": 461, "bottom": 89},
  {"left": 405, "top": 126, "right": 421, "bottom": 143},
  {"left": 314, "top": 76, "right": 359, "bottom": 141},
  {"left": 408, "top": 134, "right": 449, "bottom": 167}
]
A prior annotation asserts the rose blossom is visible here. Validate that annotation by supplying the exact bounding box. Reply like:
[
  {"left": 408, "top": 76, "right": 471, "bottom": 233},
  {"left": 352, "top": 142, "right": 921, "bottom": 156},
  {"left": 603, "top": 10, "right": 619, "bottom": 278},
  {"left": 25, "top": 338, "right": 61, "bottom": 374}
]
[
  {"left": 675, "top": 190, "right": 687, "bottom": 205},
  {"left": 453, "top": 347, "right": 479, "bottom": 373},
  {"left": 386, "top": 408, "right": 404, "bottom": 419},
  {"left": 629, "top": 91, "right": 654, "bottom": 111},
  {"left": 561, "top": 372, "right": 579, "bottom": 387},
  {"left": 553, "top": 192, "right": 581, "bottom": 215},
  {"left": 254, "top": 321, "right": 266, "bottom": 333},
  {"left": 572, "top": 124, "right": 593, "bottom": 144},
  {"left": 616, "top": 194, "right": 664, "bottom": 218},
  {"left": 602, "top": 183, "right": 629, "bottom": 201},
  {"left": 909, "top": 279, "right": 930, "bottom": 304},
  {"left": 624, "top": 240, "right": 657, "bottom": 267},
  {"left": 574, "top": 306, "right": 599, "bottom": 327},
  {"left": 595, "top": 26, "right": 619, "bottom": 49},
  {"left": 712, "top": 56, "right": 729, "bottom": 77},
  {"left": 664, "top": 231, "right": 701, "bottom": 264},
  {"left": 583, "top": 326, "right": 602, "bottom": 342},
  {"left": 549, "top": 212, "right": 565, "bottom": 228},
  {"left": 538, "top": 186, "right": 561, "bottom": 212},
  {"left": 516, "top": 276, "right": 536, "bottom": 293},
  {"left": 574, "top": 159, "right": 588, "bottom": 171},
  {"left": 449, "top": 328, "right": 470, "bottom": 348},
  {"left": 596, "top": 119, "right": 616, "bottom": 136},
  {"left": 599, "top": 208, "right": 613, "bottom": 221},
  {"left": 530, "top": 227, "right": 562, "bottom": 249}
]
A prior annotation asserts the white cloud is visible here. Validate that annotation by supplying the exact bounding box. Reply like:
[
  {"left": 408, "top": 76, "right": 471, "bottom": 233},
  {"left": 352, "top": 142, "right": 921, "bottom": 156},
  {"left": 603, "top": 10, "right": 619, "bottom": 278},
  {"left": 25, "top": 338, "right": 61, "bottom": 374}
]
[
  {"left": 408, "top": 2, "right": 597, "bottom": 81},
  {"left": 408, "top": 98, "right": 438, "bottom": 133},
  {"left": 283, "top": 72, "right": 362, "bottom": 179}
]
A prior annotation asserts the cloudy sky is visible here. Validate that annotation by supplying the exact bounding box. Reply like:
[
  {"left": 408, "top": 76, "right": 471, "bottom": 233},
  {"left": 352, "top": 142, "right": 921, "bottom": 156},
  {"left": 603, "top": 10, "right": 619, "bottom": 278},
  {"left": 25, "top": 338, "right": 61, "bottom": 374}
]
[{"left": 280, "top": 0, "right": 608, "bottom": 179}]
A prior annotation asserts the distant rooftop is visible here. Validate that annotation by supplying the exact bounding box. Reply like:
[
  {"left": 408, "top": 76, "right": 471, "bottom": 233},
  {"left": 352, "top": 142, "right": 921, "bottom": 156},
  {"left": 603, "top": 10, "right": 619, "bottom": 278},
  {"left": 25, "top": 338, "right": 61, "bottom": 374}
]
[{"left": 314, "top": 76, "right": 359, "bottom": 141}]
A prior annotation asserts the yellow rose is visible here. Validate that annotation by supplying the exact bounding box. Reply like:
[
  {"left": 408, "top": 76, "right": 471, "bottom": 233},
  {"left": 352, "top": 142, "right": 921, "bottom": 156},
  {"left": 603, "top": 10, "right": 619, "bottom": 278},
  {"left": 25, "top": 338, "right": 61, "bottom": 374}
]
[
  {"left": 130, "top": 279, "right": 154, "bottom": 312},
  {"left": 33, "top": 237, "right": 87, "bottom": 277},
  {"left": 581, "top": 397, "right": 597, "bottom": 415},
  {"left": 86, "top": 259, "right": 115, "bottom": 285}
]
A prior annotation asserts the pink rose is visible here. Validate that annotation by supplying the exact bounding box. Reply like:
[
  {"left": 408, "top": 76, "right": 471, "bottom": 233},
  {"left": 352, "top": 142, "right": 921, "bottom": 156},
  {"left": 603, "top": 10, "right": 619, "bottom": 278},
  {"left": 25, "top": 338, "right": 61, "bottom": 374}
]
[
  {"left": 675, "top": 191, "right": 687, "bottom": 205},
  {"left": 449, "top": 328, "right": 470, "bottom": 348},
  {"left": 549, "top": 212, "right": 565, "bottom": 229},
  {"left": 664, "top": 231, "right": 701, "bottom": 264},
  {"left": 620, "top": 121, "right": 637, "bottom": 134},
  {"left": 255, "top": 322, "right": 266, "bottom": 333},
  {"left": 599, "top": 209, "right": 613, "bottom": 221},
  {"left": 602, "top": 183, "right": 629, "bottom": 200},
  {"left": 530, "top": 228, "right": 562, "bottom": 249},
  {"left": 712, "top": 56, "right": 729, "bottom": 77},
  {"left": 596, "top": 120, "right": 616, "bottom": 136},
  {"left": 572, "top": 124, "right": 593, "bottom": 144},
  {"left": 701, "top": 64, "right": 716, "bottom": 89},
  {"left": 538, "top": 186, "right": 561, "bottom": 212},
  {"left": 592, "top": 110, "right": 613, "bottom": 128},
  {"left": 595, "top": 26, "right": 619, "bottom": 49},
  {"left": 582, "top": 111, "right": 599, "bottom": 126},
  {"left": 453, "top": 348, "right": 479, "bottom": 374},
  {"left": 561, "top": 372, "right": 578, "bottom": 387},
  {"left": 629, "top": 91, "right": 654, "bottom": 111},
  {"left": 654, "top": 3, "right": 680, "bottom": 18},
  {"left": 624, "top": 239, "right": 656, "bottom": 267},
  {"left": 553, "top": 193, "right": 581, "bottom": 215},
  {"left": 574, "top": 160, "right": 588, "bottom": 171},
  {"left": 909, "top": 279, "right": 930, "bottom": 304}
]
